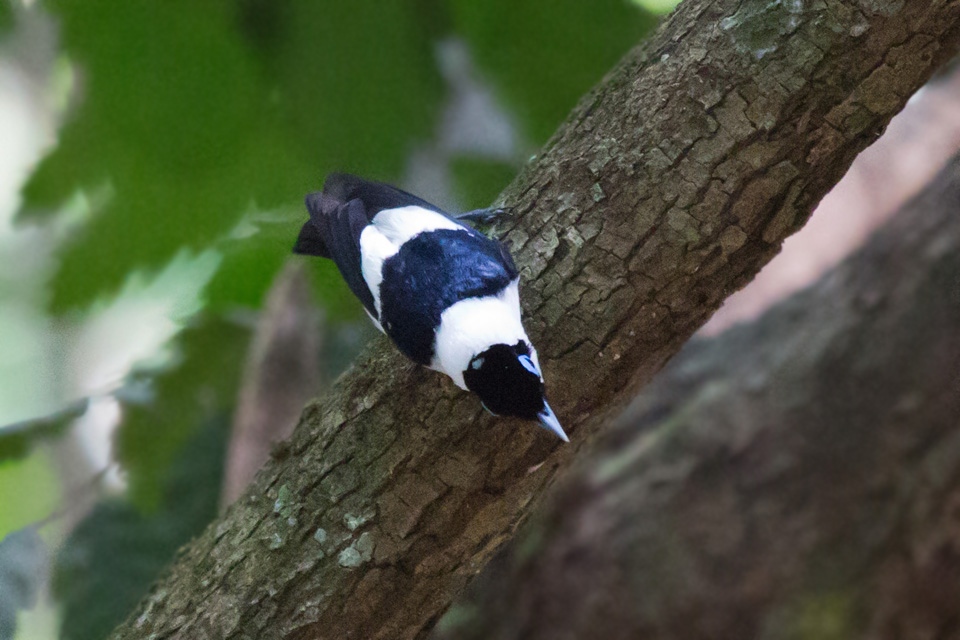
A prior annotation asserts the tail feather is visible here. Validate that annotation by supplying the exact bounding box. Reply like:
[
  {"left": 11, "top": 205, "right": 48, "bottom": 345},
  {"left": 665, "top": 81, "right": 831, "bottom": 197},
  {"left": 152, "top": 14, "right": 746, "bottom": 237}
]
[
  {"left": 292, "top": 192, "right": 336, "bottom": 257},
  {"left": 323, "top": 173, "right": 445, "bottom": 216},
  {"left": 293, "top": 219, "right": 329, "bottom": 257},
  {"left": 295, "top": 187, "right": 379, "bottom": 316}
]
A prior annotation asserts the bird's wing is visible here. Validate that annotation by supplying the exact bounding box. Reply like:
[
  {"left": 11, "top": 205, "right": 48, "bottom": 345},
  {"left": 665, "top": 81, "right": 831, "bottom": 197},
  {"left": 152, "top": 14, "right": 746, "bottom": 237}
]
[
  {"left": 324, "top": 173, "right": 448, "bottom": 216},
  {"left": 295, "top": 174, "right": 452, "bottom": 257},
  {"left": 300, "top": 193, "right": 379, "bottom": 317},
  {"left": 295, "top": 174, "right": 465, "bottom": 319}
]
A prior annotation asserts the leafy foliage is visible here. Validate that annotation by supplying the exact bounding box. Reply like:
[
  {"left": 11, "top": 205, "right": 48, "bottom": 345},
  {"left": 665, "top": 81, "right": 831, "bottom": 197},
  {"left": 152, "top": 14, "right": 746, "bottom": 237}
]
[
  {"left": 22, "top": 0, "right": 444, "bottom": 313},
  {"left": 450, "top": 157, "right": 518, "bottom": 211},
  {"left": 54, "top": 420, "right": 227, "bottom": 640},
  {"left": 204, "top": 213, "right": 360, "bottom": 319},
  {"left": 450, "top": 0, "right": 655, "bottom": 145},
  {"left": 0, "top": 527, "right": 47, "bottom": 640},
  {"left": 0, "top": 453, "right": 59, "bottom": 542},
  {"left": 116, "top": 315, "right": 249, "bottom": 510},
  {"left": 19, "top": 0, "right": 653, "bottom": 315},
  {"left": 0, "top": 1, "right": 11, "bottom": 37}
]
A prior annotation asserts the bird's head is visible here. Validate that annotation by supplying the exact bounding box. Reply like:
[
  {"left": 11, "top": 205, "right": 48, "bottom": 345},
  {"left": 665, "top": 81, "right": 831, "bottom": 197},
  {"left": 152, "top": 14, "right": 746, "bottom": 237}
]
[{"left": 462, "top": 341, "right": 567, "bottom": 441}]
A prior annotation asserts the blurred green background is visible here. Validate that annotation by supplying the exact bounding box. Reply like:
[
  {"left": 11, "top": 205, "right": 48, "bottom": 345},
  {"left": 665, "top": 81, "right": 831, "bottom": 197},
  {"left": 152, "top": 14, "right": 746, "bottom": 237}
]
[{"left": 0, "top": 0, "right": 674, "bottom": 637}]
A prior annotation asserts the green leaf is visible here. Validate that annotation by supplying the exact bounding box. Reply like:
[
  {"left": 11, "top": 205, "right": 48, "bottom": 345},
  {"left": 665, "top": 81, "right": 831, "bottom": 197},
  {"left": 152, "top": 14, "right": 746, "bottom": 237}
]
[
  {"left": 115, "top": 315, "right": 249, "bottom": 510},
  {"left": 0, "top": 454, "right": 60, "bottom": 541},
  {"left": 23, "top": 0, "right": 445, "bottom": 313},
  {"left": 205, "top": 211, "right": 362, "bottom": 321},
  {"left": 54, "top": 420, "right": 227, "bottom": 640},
  {"left": 205, "top": 218, "right": 303, "bottom": 311},
  {"left": 0, "top": 400, "right": 87, "bottom": 463},
  {"left": 0, "top": 527, "right": 47, "bottom": 640},
  {"left": 23, "top": 1, "right": 268, "bottom": 311},
  {"left": 450, "top": 0, "right": 655, "bottom": 144},
  {"left": 252, "top": 0, "right": 445, "bottom": 178},
  {"left": 0, "top": 2, "right": 11, "bottom": 38}
]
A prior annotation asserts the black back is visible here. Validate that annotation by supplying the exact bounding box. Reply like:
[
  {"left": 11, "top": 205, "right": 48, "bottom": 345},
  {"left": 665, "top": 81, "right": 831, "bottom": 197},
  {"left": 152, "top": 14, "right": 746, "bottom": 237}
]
[
  {"left": 294, "top": 174, "right": 519, "bottom": 365},
  {"left": 293, "top": 174, "right": 453, "bottom": 318},
  {"left": 379, "top": 228, "right": 518, "bottom": 365}
]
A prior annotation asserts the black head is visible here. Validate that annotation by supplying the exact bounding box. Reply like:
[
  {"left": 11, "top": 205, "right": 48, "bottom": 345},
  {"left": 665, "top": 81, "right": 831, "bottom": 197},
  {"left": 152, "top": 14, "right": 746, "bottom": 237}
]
[{"left": 463, "top": 341, "right": 567, "bottom": 441}]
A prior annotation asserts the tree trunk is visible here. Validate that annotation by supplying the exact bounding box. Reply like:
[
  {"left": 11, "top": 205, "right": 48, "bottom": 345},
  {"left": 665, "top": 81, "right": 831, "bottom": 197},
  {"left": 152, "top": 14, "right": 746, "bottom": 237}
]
[
  {"left": 109, "top": 2, "right": 960, "bottom": 639},
  {"left": 435, "top": 150, "right": 960, "bottom": 640}
]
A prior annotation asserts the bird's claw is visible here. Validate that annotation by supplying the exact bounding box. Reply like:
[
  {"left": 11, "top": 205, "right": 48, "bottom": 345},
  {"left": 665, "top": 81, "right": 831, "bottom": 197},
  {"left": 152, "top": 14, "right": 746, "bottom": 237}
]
[{"left": 456, "top": 206, "right": 513, "bottom": 225}]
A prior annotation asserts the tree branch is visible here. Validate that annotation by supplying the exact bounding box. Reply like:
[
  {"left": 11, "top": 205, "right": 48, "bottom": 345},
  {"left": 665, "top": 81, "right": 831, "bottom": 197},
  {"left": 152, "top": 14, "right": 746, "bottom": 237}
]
[
  {"left": 110, "top": 1, "right": 960, "bottom": 638},
  {"left": 221, "top": 264, "right": 323, "bottom": 507},
  {"left": 436, "top": 147, "right": 960, "bottom": 640}
]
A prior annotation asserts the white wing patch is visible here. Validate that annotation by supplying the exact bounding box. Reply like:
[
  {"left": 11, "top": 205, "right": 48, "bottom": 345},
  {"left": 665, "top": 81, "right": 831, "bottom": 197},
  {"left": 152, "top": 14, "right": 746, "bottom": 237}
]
[
  {"left": 372, "top": 205, "right": 462, "bottom": 245},
  {"left": 359, "top": 205, "right": 464, "bottom": 317},
  {"left": 431, "top": 279, "right": 535, "bottom": 390},
  {"left": 358, "top": 226, "right": 395, "bottom": 319}
]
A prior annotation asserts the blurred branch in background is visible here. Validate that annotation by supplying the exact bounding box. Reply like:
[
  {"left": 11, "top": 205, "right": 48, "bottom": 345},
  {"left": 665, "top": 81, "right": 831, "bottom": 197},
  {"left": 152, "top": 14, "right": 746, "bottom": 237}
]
[
  {"left": 436, "top": 148, "right": 960, "bottom": 640},
  {"left": 0, "top": 400, "right": 86, "bottom": 463},
  {"left": 704, "top": 65, "right": 960, "bottom": 334},
  {"left": 221, "top": 263, "right": 322, "bottom": 507}
]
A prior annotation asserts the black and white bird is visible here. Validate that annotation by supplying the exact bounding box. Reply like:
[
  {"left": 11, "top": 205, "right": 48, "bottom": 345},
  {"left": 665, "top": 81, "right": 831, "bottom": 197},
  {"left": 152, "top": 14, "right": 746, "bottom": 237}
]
[{"left": 293, "top": 173, "right": 567, "bottom": 441}]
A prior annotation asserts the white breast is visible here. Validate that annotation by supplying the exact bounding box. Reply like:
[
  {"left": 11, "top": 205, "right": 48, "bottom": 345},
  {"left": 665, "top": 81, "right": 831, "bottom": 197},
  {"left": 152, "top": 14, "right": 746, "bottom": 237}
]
[
  {"left": 359, "top": 205, "right": 463, "bottom": 317},
  {"left": 431, "top": 279, "right": 538, "bottom": 389}
]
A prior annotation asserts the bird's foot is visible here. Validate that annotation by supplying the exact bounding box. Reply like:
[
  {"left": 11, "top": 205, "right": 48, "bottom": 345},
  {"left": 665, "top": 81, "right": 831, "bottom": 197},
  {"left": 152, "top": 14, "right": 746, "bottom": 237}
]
[{"left": 455, "top": 206, "right": 512, "bottom": 225}]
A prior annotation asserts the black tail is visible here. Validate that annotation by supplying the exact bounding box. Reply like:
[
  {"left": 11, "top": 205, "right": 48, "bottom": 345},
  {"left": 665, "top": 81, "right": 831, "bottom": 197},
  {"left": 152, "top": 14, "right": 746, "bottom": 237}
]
[
  {"left": 321, "top": 173, "right": 446, "bottom": 215},
  {"left": 293, "top": 192, "right": 331, "bottom": 257},
  {"left": 293, "top": 173, "right": 440, "bottom": 258},
  {"left": 293, "top": 185, "right": 379, "bottom": 316}
]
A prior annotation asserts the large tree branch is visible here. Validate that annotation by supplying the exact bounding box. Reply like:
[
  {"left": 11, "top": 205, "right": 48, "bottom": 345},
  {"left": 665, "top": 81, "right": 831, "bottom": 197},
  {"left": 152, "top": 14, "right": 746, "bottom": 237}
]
[
  {"left": 111, "top": 1, "right": 960, "bottom": 639},
  {"left": 436, "top": 148, "right": 960, "bottom": 640}
]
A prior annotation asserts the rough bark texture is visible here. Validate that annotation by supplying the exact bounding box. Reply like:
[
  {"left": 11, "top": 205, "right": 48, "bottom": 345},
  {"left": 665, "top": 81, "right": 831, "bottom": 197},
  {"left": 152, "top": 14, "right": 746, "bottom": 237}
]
[
  {"left": 110, "top": 1, "right": 960, "bottom": 639},
  {"left": 435, "top": 151, "right": 960, "bottom": 640}
]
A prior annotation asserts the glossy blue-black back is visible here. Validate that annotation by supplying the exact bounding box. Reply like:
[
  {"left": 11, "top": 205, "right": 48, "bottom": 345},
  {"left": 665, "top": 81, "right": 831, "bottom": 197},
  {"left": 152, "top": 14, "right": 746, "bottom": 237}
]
[{"left": 379, "top": 228, "right": 517, "bottom": 365}]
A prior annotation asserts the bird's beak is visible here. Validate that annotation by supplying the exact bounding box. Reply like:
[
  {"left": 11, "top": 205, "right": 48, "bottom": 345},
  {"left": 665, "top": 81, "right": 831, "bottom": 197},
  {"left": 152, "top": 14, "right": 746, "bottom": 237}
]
[{"left": 537, "top": 403, "right": 569, "bottom": 442}]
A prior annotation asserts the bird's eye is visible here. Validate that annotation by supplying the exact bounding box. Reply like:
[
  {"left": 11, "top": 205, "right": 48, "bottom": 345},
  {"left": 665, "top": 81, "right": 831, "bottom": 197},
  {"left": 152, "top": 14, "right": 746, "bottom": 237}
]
[{"left": 470, "top": 357, "right": 484, "bottom": 370}]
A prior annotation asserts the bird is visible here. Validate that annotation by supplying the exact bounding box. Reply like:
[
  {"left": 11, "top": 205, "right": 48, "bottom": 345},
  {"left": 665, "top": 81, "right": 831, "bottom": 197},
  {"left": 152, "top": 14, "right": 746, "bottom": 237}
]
[{"left": 293, "top": 173, "right": 567, "bottom": 441}]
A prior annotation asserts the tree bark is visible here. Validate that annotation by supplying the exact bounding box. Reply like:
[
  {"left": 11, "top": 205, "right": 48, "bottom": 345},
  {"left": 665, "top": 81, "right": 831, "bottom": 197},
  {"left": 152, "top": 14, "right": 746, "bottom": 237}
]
[
  {"left": 110, "top": 1, "right": 960, "bottom": 639},
  {"left": 434, "top": 150, "right": 960, "bottom": 640}
]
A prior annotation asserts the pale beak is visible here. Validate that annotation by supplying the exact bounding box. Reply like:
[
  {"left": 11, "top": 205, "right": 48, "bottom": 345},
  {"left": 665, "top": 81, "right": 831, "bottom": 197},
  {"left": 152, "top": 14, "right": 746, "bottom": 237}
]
[{"left": 537, "top": 402, "right": 569, "bottom": 442}]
